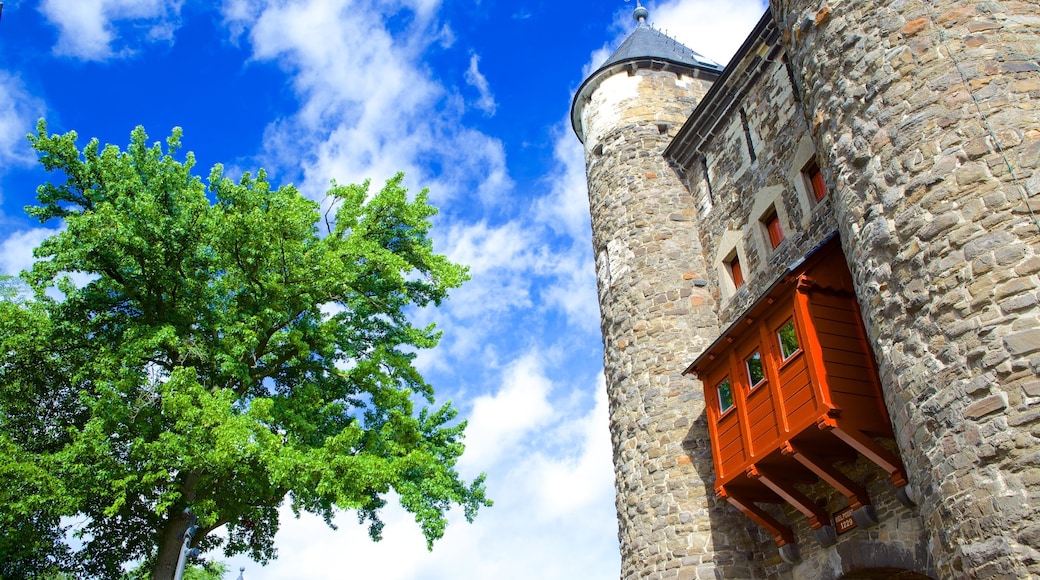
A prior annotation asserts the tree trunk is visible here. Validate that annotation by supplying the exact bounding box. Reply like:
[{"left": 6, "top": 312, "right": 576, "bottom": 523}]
[
  {"left": 151, "top": 509, "right": 189, "bottom": 580},
  {"left": 152, "top": 472, "right": 201, "bottom": 580}
]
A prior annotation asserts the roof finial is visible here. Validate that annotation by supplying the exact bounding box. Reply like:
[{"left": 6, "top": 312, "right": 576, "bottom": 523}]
[{"left": 633, "top": 1, "right": 648, "bottom": 26}]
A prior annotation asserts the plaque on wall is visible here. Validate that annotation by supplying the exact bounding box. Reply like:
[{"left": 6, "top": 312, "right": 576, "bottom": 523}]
[{"left": 834, "top": 506, "right": 856, "bottom": 535}]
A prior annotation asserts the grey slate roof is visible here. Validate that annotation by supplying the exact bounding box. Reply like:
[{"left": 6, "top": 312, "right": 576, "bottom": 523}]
[
  {"left": 570, "top": 17, "right": 725, "bottom": 143},
  {"left": 600, "top": 24, "right": 723, "bottom": 72}
]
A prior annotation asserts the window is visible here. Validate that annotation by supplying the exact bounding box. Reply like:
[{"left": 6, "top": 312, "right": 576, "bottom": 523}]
[
  {"left": 746, "top": 351, "right": 765, "bottom": 387},
  {"left": 717, "top": 378, "right": 734, "bottom": 413},
  {"left": 739, "top": 107, "right": 756, "bottom": 162},
  {"left": 718, "top": 238, "right": 746, "bottom": 299},
  {"left": 763, "top": 210, "right": 784, "bottom": 249},
  {"left": 702, "top": 156, "right": 715, "bottom": 206},
  {"left": 778, "top": 320, "right": 800, "bottom": 360},
  {"left": 729, "top": 256, "right": 744, "bottom": 289},
  {"left": 783, "top": 54, "right": 801, "bottom": 103},
  {"left": 804, "top": 159, "right": 827, "bottom": 202}
]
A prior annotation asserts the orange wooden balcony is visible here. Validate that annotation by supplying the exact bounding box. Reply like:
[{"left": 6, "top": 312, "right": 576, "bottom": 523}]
[{"left": 685, "top": 239, "right": 914, "bottom": 562}]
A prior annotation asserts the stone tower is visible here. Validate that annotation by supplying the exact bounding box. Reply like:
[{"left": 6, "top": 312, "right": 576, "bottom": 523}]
[
  {"left": 769, "top": 1, "right": 1040, "bottom": 576},
  {"left": 571, "top": 7, "right": 753, "bottom": 578}
]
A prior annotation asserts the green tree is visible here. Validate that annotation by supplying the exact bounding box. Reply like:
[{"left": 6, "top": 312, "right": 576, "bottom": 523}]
[{"left": 0, "top": 121, "right": 489, "bottom": 579}]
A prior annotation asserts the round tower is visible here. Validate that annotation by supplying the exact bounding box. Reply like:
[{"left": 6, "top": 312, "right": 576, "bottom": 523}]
[
  {"left": 770, "top": 0, "right": 1040, "bottom": 577},
  {"left": 572, "top": 8, "right": 755, "bottom": 578}
]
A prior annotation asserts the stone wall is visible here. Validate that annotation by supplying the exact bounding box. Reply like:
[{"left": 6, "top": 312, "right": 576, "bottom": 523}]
[
  {"left": 667, "top": 13, "right": 935, "bottom": 576},
  {"left": 770, "top": 0, "right": 1040, "bottom": 576},
  {"left": 672, "top": 19, "right": 840, "bottom": 331}
]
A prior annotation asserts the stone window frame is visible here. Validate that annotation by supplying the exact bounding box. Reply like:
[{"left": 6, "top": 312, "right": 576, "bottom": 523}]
[
  {"left": 715, "top": 230, "right": 747, "bottom": 301},
  {"left": 790, "top": 135, "right": 827, "bottom": 227},
  {"left": 750, "top": 185, "right": 790, "bottom": 259}
]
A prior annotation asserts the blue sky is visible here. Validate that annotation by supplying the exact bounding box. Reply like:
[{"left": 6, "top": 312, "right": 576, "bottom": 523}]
[{"left": 0, "top": 0, "right": 766, "bottom": 577}]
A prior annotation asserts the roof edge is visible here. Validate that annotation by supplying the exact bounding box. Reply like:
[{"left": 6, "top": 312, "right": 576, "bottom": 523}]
[
  {"left": 663, "top": 9, "right": 775, "bottom": 164},
  {"left": 683, "top": 231, "right": 840, "bottom": 377},
  {"left": 570, "top": 56, "right": 723, "bottom": 143}
]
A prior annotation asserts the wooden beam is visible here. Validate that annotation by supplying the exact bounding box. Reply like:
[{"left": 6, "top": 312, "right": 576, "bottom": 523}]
[
  {"left": 747, "top": 465, "right": 829, "bottom": 529},
  {"left": 717, "top": 486, "right": 795, "bottom": 546},
  {"left": 817, "top": 417, "right": 908, "bottom": 487},
  {"left": 782, "top": 441, "right": 870, "bottom": 509}
]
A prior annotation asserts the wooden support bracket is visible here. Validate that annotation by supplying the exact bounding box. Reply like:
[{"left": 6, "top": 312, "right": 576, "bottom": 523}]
[
  {"left": 781, "top": 441, "right": 871, "bottom": 510},
  {"left": 717, "top": 486, "right": 795, "bottom": 547},
  {"left": 817, "top": 417, "right": 909, "bottom": 487},
  {"left": 746, "top": 465, "right": 829, "bottom": 529},
  {"left": 796, "top": 274, "right": 815, "bottom": 292}
]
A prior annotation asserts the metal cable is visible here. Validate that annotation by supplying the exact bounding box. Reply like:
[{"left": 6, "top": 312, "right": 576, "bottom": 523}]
[{"left": 925, "top": 1, "right": 1040, "bottom": 233}]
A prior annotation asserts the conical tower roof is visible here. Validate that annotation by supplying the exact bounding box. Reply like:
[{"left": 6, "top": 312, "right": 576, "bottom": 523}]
[
  {"left": 571, "top": 6, "right": 724, "bottom": 142},
  {"left": 599, "top": 18, "right": 720, "bottom": 72}
]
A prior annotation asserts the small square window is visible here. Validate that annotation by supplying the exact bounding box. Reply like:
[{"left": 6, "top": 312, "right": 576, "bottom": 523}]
[
  {"left": 805, "top": 160, "right": 827, "bottom": 202},
  {"left": 717, "top": 378, "right": 734, "bottom": 413},
  {"left": 763, "top": 210, "right": 784, "bottom": 249},
  {"left": 778, "top": 320, "right": 800, "bottom": 360},
  {"left": 729, "top": 256, "right": 744, "bottom": 289},
  {"left": 746, "top": 351, "right": 765, "bottom": 387}
]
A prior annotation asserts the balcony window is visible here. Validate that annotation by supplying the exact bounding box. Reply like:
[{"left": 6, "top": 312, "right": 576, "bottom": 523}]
[
  {"left": 685, "top": 238, "right": 912, "bottom": 556},
  {"left": 746, "top": 351, "right": 765, "bottom": 387},
  {"left": 778, "top": 320, "right": 800, "bottom": 360},
  {"left": 717, "top": 378, "right": 734, "bottom": 413}
]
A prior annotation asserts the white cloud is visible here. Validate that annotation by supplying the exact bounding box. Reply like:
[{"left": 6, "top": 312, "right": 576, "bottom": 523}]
[
  {"left": 431, "top": 128, "right": 512, "bottom": 208},
  {"left": 584, "top": 45, "right": 613, "bottom": 79},
  {"left": 525, "top": 372, "right": 613, "bottom": 518},
  {"left": 520, "top": 118, "right": 598, "bottom": 332},
  {"left": 649, "top": 0, "right": 768, "bottom": 66},
  {"left": 436, "top": 220, "right": 541, "bottom": 324},
  {"left": 460, "top": 352, "right": 554, "bottom": 469},
  {"left": 436, "top": 23, "right": 456, "bottom": 49},
  {"left": 464, "top": 53, "right": 497, "bottom": 116},
  {"left": 538, "top": 248, "right": 600, "bottom": 333},
  {"left": 444, "top": 220, "right": 539, "bottom": 277},
  {"left": 427, "top": 214, "right": 602, "bottom": 362},
  {"left": 39, "top": 0, "right": 184, "bottom": 61},
  {"left": 0, "top": 228, "right": 99, "bottom": 298},
  {"left": 0, "top": 71, "right": 46, "bottom": 170},
  {"left": 420, "top": 136, "right": 600, "bottom": 353},
  {"left": 537, "top": 120, "right": 592, "bottom": 240},
  {"left": 223, "top": 0, "right": 511, "bottom": 208},
  {"left": 0, "top": 228, "right": 57, "bottom": 276}
]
